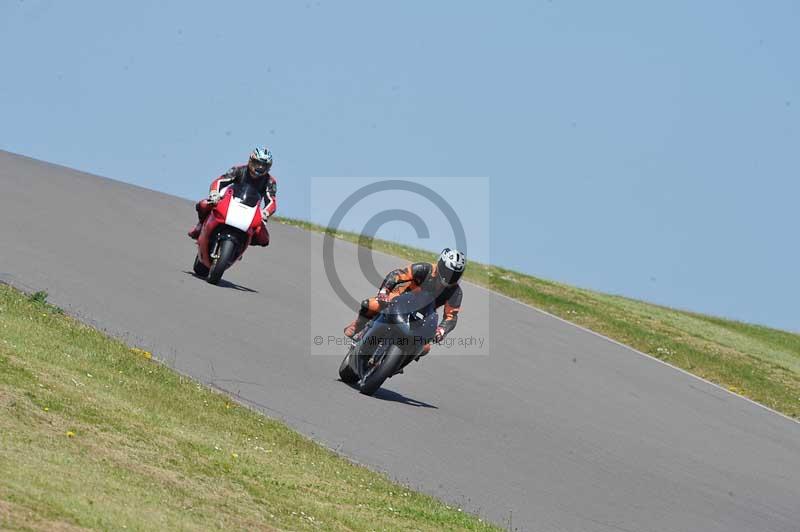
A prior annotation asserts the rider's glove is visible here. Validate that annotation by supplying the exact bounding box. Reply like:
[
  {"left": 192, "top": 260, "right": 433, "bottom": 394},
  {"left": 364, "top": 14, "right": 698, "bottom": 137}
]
[
  {"left": 261, "top": 209, "right": 270, "bottom": 222},
  {"left": 434, "top": 326, "right": 446, "bottom": 343},
  {"left": 376, "top": 289, "right": 390, "bottom": 305},
  {"left": 208, "top": 190, "right": 222, "bottom": 204}
]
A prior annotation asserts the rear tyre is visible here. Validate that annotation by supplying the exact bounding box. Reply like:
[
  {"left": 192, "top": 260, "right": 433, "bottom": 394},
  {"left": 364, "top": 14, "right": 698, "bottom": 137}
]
[
  {"left": 360, "top": 346, "right": 405, "bottom": 396},
  {"left": 208, "top": 239, "right": 236, "bottom": 285},
  {"left": 193, "top": 254, "right": 209, "bottom": 277},
  {"left": 338, "top": 347, "right": 359, "bottom": 384}
]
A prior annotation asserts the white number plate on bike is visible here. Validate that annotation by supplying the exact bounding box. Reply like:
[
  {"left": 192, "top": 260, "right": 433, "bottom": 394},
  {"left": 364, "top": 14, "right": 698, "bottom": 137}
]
[{"left": 225, "top": 200, "right": 257, "bottom": 231}]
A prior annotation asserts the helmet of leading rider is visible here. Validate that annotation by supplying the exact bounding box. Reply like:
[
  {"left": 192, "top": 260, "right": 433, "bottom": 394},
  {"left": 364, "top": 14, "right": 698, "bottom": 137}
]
[
  {"left": 248, "top": 147, "right": 273, "bottom": 178},
  {"left": 436, "top": 248, "right": 466, "bottom": 286}
]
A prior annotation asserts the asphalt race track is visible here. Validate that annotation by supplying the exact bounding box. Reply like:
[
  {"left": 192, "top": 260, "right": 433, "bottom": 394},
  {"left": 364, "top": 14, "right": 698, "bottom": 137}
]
[{"left": 2, "top": 150, "right": 799, "bottom": 531}]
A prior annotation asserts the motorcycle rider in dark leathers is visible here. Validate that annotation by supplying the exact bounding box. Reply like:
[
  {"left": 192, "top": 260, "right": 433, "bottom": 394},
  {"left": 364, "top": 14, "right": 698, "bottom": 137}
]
[{"left": 343, "top": 248, "right": 466, "bottom": 358}]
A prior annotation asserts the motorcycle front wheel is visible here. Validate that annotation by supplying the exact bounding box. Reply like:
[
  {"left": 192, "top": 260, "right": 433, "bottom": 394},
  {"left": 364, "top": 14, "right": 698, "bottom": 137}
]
[
  {"left": 360, "top": 345, "right": 405, "bottom": 396},
  {"left": 207, "top": 239, "right": 236, "bottom": 285}
]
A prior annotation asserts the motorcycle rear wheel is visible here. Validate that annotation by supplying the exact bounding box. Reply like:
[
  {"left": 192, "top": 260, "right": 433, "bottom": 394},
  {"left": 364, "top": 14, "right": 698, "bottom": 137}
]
[
  {"left": 338, "top": 347, "right": 359, "bottom": 384},
  {"left": 193, "top": 254, "right": 209, "bottom": 277}
]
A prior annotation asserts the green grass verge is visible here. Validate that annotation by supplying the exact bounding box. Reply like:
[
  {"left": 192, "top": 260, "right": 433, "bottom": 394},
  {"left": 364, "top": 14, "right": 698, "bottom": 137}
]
[
  {"left": 0, "top": 284, "right": 496, "bottom": 531},
  {"left": 276, "top": 217, "right": 800, "bottom": 420}
]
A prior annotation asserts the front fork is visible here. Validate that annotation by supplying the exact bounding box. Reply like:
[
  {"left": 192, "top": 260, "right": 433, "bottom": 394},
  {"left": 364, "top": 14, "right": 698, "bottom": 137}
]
[{"left": 210, "top": 239, "right": 221, "bottom": 262}]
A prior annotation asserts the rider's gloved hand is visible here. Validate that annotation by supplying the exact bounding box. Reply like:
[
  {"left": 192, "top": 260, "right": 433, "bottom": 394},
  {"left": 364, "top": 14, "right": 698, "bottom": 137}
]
[
  {"left": 261, "top": 209, "right": 270, "bottom": 222},
  {"left": 376, "top": 289, "right": 390, "bottom": 305},
  {"left": 208, "top": 190, "right": 222, "bottom": 204},
  {"left": 434, "top": 326, "right": 446, "bottom": 343}
]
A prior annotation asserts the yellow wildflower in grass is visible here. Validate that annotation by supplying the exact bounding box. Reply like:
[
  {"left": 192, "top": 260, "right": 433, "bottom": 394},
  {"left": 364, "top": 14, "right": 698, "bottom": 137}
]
[{"left": 132, "top": 348, "right": 152, "bottom": 359}]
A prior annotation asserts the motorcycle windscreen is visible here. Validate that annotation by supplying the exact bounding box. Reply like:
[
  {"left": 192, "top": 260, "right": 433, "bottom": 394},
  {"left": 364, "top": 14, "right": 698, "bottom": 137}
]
[
  {"left": 232, "top": 181, "right": 263, "bottom": 207},
  {"left": 225, "top": 199, "right": 258, "bottom": 231}
]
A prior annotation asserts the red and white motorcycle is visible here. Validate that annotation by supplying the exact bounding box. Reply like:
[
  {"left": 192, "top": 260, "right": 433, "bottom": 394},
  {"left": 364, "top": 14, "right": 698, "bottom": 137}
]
[{"left": 192, "top": 181, "right": 263, "bottom": 284}]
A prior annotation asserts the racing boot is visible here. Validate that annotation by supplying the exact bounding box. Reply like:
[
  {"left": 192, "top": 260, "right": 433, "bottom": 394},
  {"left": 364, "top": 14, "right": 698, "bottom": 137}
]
[
  {"left": 188, "top": 222, "right": 203, "bottom": 240},
  {"left": 343, "top": 315, "right": 369, "bottom": 339},
  {"left": 189, "top": 200, "right": 213, "bottom": 240},
  {"left": 414, "top": 343, "right": 432, "bottom": 361}
]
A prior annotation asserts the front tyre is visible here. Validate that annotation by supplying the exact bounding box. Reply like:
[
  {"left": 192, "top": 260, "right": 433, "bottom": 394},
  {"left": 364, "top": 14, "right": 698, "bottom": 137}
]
[
  {"left": 360, "top": 345, "right": 405, "bottom": 396},
  {"left": 207, "top": 239, "right": 236, "bottom": 285}
]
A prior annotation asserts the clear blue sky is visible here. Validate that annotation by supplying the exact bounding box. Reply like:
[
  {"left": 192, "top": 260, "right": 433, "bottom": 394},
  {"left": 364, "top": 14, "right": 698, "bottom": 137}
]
[{"left": 1, "top": 1, "right": 798, "bottom": 331}]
